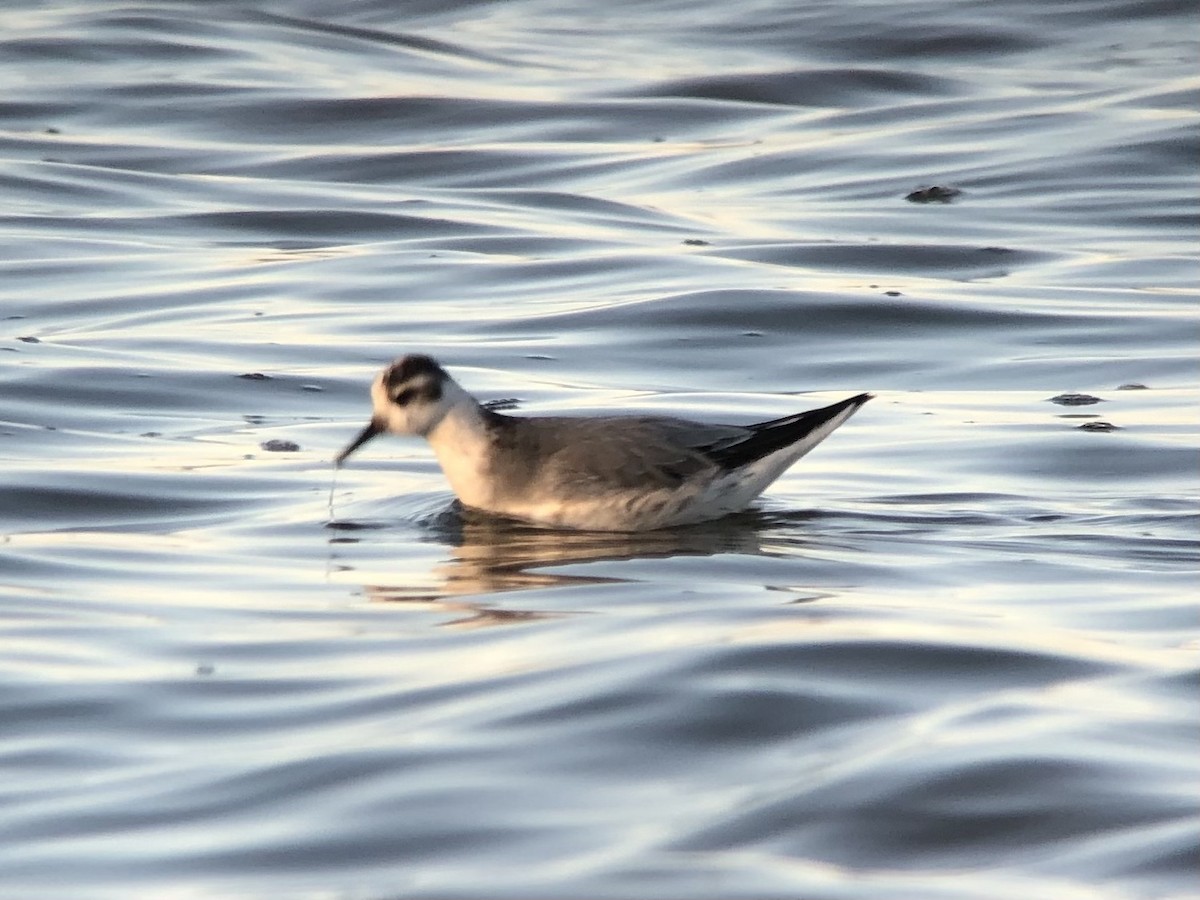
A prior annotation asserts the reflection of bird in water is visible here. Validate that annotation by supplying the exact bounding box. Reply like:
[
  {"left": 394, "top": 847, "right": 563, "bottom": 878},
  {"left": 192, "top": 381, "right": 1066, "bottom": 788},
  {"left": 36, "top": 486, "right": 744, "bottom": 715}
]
[
  {"left": 336, "top": 354, "right": 870, "bottom": 532},
  {"left": 330, "top": 505, "right": 779, "bottom": 628}
]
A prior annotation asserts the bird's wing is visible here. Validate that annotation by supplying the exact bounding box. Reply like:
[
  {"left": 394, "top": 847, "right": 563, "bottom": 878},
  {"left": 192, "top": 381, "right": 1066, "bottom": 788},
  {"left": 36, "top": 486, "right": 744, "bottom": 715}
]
[
  {"left": 704, "top": 393, "right": 873, "bottom": 471},
  {"left": 533, "top": 416, "right": 746, "bottom": 492},
  {"left": 492, "top": 394, "right": 870, "bottom": 497}
]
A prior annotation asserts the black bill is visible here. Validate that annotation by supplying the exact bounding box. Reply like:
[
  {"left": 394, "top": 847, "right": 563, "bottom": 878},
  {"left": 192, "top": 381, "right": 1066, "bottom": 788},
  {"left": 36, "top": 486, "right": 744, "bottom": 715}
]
[{"left": 335, "top": 418, "right": 383, "bottom": 467}]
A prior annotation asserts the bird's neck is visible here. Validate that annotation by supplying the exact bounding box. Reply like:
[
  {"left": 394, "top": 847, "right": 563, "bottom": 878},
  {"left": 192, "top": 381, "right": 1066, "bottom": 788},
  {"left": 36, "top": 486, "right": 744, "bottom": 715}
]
[{"left": 425, "top": 399, "right": 495, "bottom": 509}]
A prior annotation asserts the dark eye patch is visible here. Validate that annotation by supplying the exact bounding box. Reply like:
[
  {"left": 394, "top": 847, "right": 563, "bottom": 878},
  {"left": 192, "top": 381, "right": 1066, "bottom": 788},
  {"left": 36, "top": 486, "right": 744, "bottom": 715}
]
[
  {"left": 390, "top": 380, "right": 443, "bottom": 406},
  {"left": 384, "top": 356, "right": 446, "bottom": 407},
  {"left": 385, "top": 355, "right": 444, "bottom": 393}
]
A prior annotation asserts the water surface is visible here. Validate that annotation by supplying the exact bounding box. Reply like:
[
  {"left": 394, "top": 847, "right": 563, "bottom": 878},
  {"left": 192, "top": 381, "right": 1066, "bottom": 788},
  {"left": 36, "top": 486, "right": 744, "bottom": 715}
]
[{"left": 1, "top": 1, "right": 1197, "bottom": 897}]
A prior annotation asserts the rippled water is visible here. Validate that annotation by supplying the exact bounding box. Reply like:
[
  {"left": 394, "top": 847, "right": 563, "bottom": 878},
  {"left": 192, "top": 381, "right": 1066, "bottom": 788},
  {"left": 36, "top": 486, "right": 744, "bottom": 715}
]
[{"left": 2, "top": 1, "right": 1197, "bottom": 897}]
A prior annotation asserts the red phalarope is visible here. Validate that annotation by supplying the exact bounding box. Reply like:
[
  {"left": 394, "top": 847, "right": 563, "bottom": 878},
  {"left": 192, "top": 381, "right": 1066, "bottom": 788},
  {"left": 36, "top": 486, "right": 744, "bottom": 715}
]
[{"left": 336, "top": 355, "right": 870, "bottom": 532}]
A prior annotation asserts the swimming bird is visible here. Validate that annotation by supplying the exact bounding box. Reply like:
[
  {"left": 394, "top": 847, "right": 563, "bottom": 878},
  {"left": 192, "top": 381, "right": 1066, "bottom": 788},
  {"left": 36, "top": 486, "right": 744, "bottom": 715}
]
[{"left": 336, "top": 355, "right": 870, "bottom": 532}]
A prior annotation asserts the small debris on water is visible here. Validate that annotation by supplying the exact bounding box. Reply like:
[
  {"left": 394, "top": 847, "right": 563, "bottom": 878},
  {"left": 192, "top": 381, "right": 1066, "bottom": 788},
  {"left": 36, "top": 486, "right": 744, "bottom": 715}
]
[
  {"left": 238, "top": 372, "right": 270, "bottom": 380},
  {"left": 17, "top": 336, "right": 40, "bottom": 343},
  {"left": 1078, "top": 421, "right": 1120, "bottom": 432},
  {"left": 682, "top": 238, "right": 710, "bottom": 246},
  {"left": 325, "top": 520, "right": 386, "bottom": 531},
  {"left": 260, "top": 439, "right": 300, "bottom": 452},
  {"left": 1116, "top": 383, "right": 1149, "bottom": 391},
  {"left": 1050, "top": 393, "right": 1103, "bottom": 406},
  {"left": 905, "top": 185, "right": 962, "bottom": 203}
]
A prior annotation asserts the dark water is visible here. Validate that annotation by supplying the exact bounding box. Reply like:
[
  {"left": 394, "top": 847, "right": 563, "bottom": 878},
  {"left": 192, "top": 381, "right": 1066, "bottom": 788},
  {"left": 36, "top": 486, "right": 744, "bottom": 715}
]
[{"left": 1, "top": 1, "right": 1197, "bottom": 897}]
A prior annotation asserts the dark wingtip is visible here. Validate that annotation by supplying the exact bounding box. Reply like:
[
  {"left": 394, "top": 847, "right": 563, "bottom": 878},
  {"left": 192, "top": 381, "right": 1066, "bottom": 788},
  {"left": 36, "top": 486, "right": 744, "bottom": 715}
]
[
  {"left": 816, "top": 391, "right": 874, "bottom": 422},
  {"left": 709, "top": 391, "right": 873, "bottom": 470},
  {"left": 819, "top": 392, "right": 873, "bottom": 417}
]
